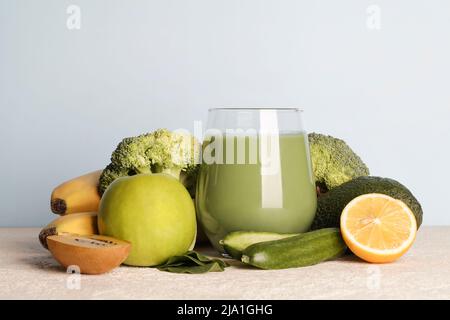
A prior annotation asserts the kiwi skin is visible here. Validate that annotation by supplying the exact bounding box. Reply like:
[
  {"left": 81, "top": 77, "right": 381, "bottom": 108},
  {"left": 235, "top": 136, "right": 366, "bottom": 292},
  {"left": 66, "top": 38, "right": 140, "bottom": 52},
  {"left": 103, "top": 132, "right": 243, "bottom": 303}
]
[{"left": 47, "top": 234, "right": 131, "bottom": 275}]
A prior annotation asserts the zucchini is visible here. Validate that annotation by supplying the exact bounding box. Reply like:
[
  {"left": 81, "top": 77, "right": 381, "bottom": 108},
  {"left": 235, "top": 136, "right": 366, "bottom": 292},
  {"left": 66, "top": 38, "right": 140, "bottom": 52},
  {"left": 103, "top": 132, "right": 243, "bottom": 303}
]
[
  {"left": 219, "top": 231, "right": 299, "bottom": 260},
  {"left": 241, "top": 228, "right": 347, "bottom": 269}
]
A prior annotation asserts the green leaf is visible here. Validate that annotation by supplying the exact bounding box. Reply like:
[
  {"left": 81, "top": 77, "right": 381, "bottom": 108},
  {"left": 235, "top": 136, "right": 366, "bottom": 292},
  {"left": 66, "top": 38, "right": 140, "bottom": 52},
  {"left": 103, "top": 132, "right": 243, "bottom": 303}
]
[{"left": 156, "top": 251, "right": 229, "bottom": 274}]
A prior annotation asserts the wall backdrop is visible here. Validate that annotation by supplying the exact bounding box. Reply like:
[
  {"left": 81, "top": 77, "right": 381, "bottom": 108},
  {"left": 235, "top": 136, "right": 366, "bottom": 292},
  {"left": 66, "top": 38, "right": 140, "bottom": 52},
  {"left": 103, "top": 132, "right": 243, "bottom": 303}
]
[{"left": 1, "top": 0, "right": 449, "bottom": 226}]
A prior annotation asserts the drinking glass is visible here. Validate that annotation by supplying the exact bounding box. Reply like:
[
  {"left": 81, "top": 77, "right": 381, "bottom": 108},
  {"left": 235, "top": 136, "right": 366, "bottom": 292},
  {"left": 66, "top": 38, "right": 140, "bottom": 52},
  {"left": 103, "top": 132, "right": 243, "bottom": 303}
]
[{"left": 196, "top": 108, "right": 317, "bottom": 253}]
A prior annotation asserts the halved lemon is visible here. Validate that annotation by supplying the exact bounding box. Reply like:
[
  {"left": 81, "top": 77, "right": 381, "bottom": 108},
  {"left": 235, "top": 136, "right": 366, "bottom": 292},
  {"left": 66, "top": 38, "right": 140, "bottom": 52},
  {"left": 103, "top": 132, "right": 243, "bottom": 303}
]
[{"left": 340, "top": 193, "right": 417, "bottom": 263}]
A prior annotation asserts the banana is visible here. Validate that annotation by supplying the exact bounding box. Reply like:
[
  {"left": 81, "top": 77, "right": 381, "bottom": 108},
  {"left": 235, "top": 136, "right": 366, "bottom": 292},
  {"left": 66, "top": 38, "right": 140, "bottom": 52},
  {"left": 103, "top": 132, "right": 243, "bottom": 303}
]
[
  {"left": 39, "top": 212, "right": 98, "bottom": 249},
  {"left": 51, "top": 170, "right": 102, "bottom": 215}
]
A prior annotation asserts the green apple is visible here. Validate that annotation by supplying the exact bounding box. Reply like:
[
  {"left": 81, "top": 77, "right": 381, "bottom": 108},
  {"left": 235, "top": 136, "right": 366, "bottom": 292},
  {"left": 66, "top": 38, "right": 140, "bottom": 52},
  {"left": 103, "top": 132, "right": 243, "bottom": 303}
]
[{"left": 98, "top": 174, "right": 196, "bottom": 266}]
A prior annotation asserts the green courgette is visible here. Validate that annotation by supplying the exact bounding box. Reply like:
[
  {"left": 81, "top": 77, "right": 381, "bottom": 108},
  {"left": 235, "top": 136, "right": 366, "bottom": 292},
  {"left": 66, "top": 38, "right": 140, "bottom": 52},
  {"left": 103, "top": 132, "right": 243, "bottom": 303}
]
[
  {"left": 241, "top": 228, "right": 347, "bottom": 269},
  {"left": 219, "top": 231, "right": 299, "bottom": 260}
]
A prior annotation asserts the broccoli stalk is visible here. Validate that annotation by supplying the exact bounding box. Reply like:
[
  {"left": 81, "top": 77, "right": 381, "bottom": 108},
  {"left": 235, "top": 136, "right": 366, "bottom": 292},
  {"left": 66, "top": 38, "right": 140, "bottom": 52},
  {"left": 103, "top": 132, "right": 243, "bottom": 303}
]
[
  {"left": 99, "top": 129, "right": 200, "bottom": 195},
  {"left": 152, "top": 165, "right": 184, "bottom": 179}
]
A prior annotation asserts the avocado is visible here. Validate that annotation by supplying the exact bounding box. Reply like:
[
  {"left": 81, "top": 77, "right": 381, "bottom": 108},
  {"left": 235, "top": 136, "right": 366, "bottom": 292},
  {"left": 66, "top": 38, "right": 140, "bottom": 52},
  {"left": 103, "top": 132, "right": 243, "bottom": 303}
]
[{"left": 310, "top": 176, "right": 423, "bottom": 230}]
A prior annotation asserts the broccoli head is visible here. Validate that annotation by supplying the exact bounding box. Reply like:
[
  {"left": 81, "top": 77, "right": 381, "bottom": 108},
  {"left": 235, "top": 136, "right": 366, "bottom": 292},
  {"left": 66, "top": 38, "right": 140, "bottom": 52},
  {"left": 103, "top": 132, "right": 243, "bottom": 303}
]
[
  {"left": 98, "top": 129, "right": 200, "bottom": 195},
  {"left": 308, "top": 133, "right": 369, "bottom": 193}
]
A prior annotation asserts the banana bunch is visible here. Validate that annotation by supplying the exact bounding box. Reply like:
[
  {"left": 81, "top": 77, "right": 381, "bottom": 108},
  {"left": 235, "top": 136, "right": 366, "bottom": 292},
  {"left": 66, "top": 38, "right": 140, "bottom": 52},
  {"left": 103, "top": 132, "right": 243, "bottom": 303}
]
[
  {"left": 39, "top": 170, "right": 102, "bottom": 249},
  {"left": 51, "top": 170, "right": 102, "bottom": 215},
  {"left": 39, "top": 212, "right": 98, "bottom": 249}
]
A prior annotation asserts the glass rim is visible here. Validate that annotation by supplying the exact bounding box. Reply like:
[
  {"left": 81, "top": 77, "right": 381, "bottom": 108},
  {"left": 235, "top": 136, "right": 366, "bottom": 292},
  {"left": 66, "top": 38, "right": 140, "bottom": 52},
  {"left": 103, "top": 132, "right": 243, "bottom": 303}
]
[{"left": 208, "top": 107, "right": 303, "bottom": 112}]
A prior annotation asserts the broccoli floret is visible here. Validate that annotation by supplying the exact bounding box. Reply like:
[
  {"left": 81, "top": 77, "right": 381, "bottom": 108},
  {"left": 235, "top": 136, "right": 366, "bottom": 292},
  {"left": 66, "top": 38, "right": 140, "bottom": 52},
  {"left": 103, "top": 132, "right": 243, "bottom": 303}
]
[
  {"left": 179, "top": 164, "right": 200, "bottom": 198},
  {"left": 146, "top": 129, "right": 199, "bottom": 179},
  {"left": 98, "top": 163, "right": 130, "bottom": 195},
  {"left": 111, "top": 133, "right": 155, "bottom": 174},
  {"left": 98, "top": 129, "right": 200, "bottom": 195},
  {"left": 308, "top": 133, "right": 369, "bottom": 193}
]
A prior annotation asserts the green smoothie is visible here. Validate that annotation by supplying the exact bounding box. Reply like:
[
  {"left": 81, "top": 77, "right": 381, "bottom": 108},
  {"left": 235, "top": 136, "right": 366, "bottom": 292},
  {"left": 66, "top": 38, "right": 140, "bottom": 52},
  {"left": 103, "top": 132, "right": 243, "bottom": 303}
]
[{"left": 196, "top": 132, "right": 317, "bottom": 252}]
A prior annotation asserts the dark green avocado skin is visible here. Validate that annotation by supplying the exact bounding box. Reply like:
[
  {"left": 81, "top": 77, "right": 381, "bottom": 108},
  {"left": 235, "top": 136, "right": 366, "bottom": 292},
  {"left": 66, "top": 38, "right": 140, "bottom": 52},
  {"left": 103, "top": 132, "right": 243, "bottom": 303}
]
[{"left": 310, "top": 176, "right": 423, "bottom": 230}]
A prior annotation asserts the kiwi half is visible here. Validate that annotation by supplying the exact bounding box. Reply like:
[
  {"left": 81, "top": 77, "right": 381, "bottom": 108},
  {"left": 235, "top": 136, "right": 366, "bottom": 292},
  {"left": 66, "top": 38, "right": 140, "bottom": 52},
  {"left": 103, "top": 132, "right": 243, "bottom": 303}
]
[{"left": 47, "top": 234, "right": 131, "bottom": 275}]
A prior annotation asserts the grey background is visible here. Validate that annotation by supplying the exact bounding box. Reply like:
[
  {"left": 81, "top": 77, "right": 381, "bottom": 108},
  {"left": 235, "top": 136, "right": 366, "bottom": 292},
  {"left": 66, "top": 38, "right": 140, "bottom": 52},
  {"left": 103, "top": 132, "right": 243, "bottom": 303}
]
[{"left": 1, "top": 0, "right": 449, "bottom": 226}]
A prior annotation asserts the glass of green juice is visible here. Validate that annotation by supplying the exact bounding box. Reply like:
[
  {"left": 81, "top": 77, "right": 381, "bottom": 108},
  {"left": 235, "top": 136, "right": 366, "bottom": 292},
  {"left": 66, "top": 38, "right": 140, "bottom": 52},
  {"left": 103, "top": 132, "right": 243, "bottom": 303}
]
[{"left": 196, "top": 108, "right": 317, "bottom": 254}]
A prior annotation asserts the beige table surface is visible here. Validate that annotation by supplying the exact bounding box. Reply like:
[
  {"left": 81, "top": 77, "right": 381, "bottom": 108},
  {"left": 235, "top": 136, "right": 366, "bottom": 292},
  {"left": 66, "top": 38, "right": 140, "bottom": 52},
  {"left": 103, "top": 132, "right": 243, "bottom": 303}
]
[{"left": 0, "top": 227, "right": 449, "bottom": 299}]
